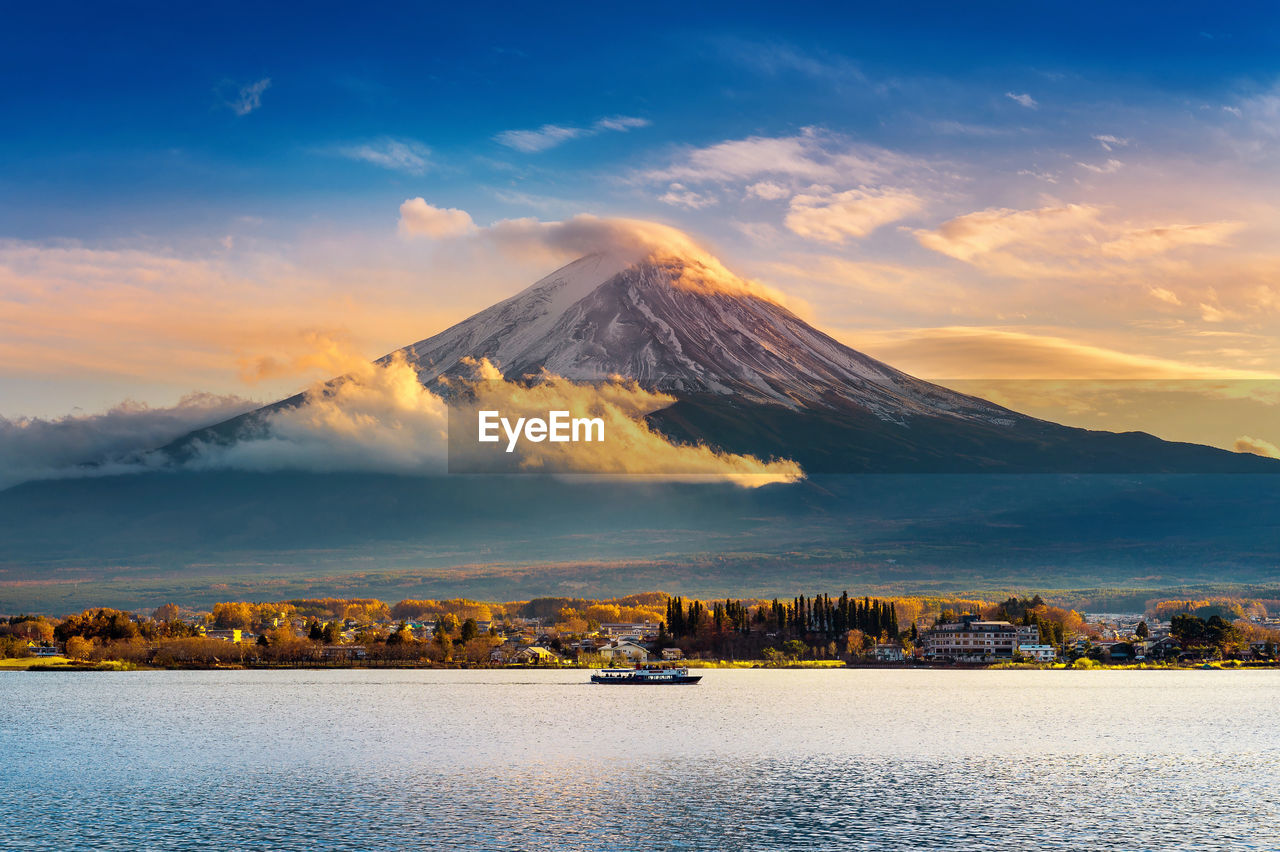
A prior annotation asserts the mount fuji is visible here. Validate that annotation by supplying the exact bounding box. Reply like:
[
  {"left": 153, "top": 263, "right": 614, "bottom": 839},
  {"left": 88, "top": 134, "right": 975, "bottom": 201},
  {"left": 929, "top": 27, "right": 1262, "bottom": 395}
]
[
  {"left": 173, "top": 249, "right": 1276, "bottom": 474},
  {"left": 4, "top": 245, "right": 1280, "bottom": 609}
]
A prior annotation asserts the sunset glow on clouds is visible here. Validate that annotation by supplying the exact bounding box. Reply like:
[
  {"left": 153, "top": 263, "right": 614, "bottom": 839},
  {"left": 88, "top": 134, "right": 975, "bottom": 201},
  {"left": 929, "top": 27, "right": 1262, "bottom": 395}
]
[
  {"left": 0, "top": 352, "right": 798, "bottom": 490},
  {"left": 1, "top": 4, "right": 1278, "bottom": 455}
]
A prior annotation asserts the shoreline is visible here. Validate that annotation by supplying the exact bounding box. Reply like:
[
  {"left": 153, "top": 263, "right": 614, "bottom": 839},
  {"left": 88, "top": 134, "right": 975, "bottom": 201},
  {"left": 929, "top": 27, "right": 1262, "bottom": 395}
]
[{"left": 4, "top": 657, "right": 1274, "bottom": 673}]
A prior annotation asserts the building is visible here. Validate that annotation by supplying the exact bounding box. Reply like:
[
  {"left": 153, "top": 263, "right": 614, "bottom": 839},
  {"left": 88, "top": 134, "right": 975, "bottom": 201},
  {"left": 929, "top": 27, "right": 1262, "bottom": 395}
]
[
  {"left": 515, "top": 646, "right": 560, "bottom": 664},
  {"left": 600, "top": 622, "right": 659, "bottom": 640},
  {"left": 1095, "top": 641, "right": 1135, "bottom": 663},
  {"left": 871, "top": 643, "right": 905, "bottom": 662},
  {"left": 660, "top": 648, "right": 684, "bottom": 660},
  {"left": 1017, "top": 644, "right": 1056, "bottom": 662},
  {"left": 204, "top": 629, "right": 242, "bottom": 643},
  {"left": 598, "top": 640, "right": 650, "bottom": 664},
  {"left": 1144, "top": 636, "right": 1182, "bottom": 659},
  {"left": 923, "top": 616, "right": 1019, "bottom": 661},
  {"left": 1016, "top": 625, "right": 1040, "bottom": 645}
]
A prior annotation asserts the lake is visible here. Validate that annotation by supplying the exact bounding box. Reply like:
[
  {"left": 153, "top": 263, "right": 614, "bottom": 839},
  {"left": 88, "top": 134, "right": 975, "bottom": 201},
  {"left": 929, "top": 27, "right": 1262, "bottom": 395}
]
[{"left": 2, "top": 668, "right": 1276, "bottom": 850}]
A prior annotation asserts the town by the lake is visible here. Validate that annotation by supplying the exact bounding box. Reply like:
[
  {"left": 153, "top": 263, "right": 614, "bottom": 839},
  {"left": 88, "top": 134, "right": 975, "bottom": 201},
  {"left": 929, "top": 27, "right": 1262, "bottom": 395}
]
[{"left": 5, "top": 591, "right": 1278, "bottom": 671}]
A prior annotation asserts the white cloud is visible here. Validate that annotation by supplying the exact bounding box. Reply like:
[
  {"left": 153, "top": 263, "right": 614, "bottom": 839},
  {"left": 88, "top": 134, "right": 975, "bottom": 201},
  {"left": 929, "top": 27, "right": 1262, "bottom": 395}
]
[
  {"left": 1092, "top": 134, "right": 1130, "bottom": 151},
  {"left": 747, "top": 181, "right": 790, "bottom": 200},
  {"left": 1017, "top": 168, "right": 1059, "bottom": 183},
  {"left": 784, "top": 186, "right": 923, "bottom": 243},
  {"left": 594, "top": 115, "right": 650, "bottom": 132},
  {"left": 931, "top": 120, "right": 1008, "bottom": 137},
  {"left": 715, "top": 37, "right": 871, "bottom": 87},
  {"left": 495, "top": 115, "right": 649, "bottom": 152},
  {"left": 393, "top": 207, "right": 792, "bottom": 304},
  {"left": 1077, "top": 158, "right": 1124, "bottom": 174},
  {"left": 397, "top": 198, "right": 478, "bottom": 239},
  {"left": 337, "top": 138, "right": 431, "bottom": 174},
  {"left": 0, "top": 393, "right": 257, "bottom": 490},
  {"left": 494, "top": 124, "right": 585, "bottom": 153},
  {"left": 193, "top": 354, "right": 450, "bottom": 475},
  {"left": 224, "top": 78, "right": 271, "bottom": 116},
  {"left": 1005, "top": 91, "right": 1038, "bottom": 109},
  {"left": 396, "top": 202, "right": 705, "bottom": 259},
  {"left": 658, "top": 183, "right": 717, "bottom": 209},
  {"left": 643, "top": 129, "right": 922, "bottom": 186}
]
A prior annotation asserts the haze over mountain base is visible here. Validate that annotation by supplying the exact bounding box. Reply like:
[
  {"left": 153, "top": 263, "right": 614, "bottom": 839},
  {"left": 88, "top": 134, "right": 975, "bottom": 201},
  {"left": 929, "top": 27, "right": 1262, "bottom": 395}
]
[{"left": 3, "top": 470, "right": 1278, "bottom": 613}]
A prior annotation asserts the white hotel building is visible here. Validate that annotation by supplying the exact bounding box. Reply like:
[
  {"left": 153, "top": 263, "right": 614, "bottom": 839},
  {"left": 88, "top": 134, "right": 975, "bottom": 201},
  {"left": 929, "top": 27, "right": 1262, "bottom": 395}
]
[{"left": 923, "top": 616, "right": 1041, "bottom": 662}]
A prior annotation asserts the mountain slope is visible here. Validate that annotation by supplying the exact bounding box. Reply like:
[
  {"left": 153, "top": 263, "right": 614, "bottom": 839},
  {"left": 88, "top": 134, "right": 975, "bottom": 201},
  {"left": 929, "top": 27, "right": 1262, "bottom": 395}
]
[
  {"left": 395, "top": 252, "right": 1014, "bottom": 424},
  {"left": 166, "top": 250, "right": 1277, "bottom": 474}
]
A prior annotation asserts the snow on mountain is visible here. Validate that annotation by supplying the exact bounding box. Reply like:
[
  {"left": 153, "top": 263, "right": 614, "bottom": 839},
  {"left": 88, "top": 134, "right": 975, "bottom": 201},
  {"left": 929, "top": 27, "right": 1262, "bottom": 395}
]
[
  {"left": 159, "top": 246, "right": 1280, "bottom": 475},
  {"left": 390, "top": 251, "right": 1018, "bottom": 426}
]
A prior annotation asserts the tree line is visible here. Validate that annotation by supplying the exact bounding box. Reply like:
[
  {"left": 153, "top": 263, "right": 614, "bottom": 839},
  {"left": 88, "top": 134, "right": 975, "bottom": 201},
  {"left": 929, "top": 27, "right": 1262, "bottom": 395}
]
[{"left": 660, "top": 593, "right": 902, "bottom": 661}]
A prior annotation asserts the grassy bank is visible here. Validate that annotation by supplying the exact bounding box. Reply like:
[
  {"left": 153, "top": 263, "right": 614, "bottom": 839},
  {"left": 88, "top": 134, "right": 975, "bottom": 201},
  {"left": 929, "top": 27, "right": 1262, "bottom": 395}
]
[{"left": 0, "top": 657, "right": 149, "bottom": 671}]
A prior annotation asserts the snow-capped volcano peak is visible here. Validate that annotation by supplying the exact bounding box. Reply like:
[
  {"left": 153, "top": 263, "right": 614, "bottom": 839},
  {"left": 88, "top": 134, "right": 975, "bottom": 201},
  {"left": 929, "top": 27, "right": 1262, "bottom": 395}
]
[
  {"left": 389, "top": 251, "right": 1014, "bottom": 424},
  {"left": 164, "top": 244, "right": 1280, "bottom": 474}
]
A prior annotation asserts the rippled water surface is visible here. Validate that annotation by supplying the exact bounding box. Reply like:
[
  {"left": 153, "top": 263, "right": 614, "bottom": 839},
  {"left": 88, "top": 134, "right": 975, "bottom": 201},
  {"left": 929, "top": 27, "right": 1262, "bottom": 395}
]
[{"left": 2, "top": 668, "right": 1277, "bottom": 850}]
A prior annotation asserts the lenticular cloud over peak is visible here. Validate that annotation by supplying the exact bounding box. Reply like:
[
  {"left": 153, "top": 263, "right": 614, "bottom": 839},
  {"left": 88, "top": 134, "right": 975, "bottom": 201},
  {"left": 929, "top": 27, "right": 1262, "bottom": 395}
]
[{"left": 397, "top": 202, "right": 789, "bottom": 304}]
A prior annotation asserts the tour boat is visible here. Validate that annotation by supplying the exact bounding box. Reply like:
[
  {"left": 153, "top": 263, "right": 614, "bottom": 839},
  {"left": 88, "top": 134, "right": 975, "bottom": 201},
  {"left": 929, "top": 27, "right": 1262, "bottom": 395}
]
[{"left": 590, "top": 665, "right": 702, "bottom": 685}]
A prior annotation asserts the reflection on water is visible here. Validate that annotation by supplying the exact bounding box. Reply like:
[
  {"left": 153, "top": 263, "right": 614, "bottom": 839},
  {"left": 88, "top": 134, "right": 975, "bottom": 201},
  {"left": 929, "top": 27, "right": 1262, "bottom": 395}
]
[{"left": 2, "top": 669, "right": 1277, "bottom": 850}]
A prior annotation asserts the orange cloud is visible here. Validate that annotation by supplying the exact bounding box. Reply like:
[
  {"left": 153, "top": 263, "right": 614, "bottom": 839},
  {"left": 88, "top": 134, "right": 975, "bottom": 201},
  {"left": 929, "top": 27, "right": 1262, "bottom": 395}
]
[
  {"left": 0, "top": 239, "right": 533, "bottom": 410},
  {"left": 397, "top": 198, "right": 478, "bottom": 238},
  {"left": 1235, "top": 435, "right": 1280, "bottom": 459},
  {"left": 913, "top": 203, "right": 1105, "bottom": 271},
  {"left": 1100, "top": 221, "right": 1243, "bottom": 259},
  {"left": 784, "top": 186, "right": 923, "bottom": 243},
  {"left": 199, "top": 355, "right": 802, "bottom": 487},
  {"left": 846, "top": 326, "right": 1279, "bottom": 380},
  {"left": 447, "top": 360, "right": 802, "bottom": 485},
  {"left": 236, "top": 332, "right": 370, "bottom": 384},
  {"left": 913, "top": 204, "right": 1244, "bottom": 278}
]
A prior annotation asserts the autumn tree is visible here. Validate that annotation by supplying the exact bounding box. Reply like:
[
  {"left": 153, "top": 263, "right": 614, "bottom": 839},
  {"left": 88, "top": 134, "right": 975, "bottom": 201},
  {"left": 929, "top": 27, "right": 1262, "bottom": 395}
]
[
  {"left": 55, "top": 609, "right": 140, "bottom": 643},
  {"left": 5, "top": 616, "right": 55, "bottom": 644},
  {"left": 211, "top": 602, "right": 255, "bottom": 631},
  {"left": 153, "top": 603, "right": 182, "bottom": 623},
  {"left": 386, "top": 622, "right": 416, "bottom": 646}
]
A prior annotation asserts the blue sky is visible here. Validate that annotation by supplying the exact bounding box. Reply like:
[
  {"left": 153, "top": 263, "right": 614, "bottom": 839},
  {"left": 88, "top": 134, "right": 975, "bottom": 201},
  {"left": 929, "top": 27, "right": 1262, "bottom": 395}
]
[
  {"left": 2, "top": 1, "right": 1280, "bottom": 455},
  {"left": 5, "top": 2, "right": 1276, "bottom": 238}
]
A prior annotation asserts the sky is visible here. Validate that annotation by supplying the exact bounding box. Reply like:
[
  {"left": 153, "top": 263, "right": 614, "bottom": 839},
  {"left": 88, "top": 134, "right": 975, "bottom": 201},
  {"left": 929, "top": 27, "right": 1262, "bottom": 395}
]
[{"left": 2, "top": 2, "right": 1279, "bottom": 451}]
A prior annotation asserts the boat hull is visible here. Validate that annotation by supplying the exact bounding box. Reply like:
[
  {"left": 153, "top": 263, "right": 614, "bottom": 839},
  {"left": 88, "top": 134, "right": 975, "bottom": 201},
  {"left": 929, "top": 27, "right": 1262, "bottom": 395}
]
[{"left": 590, "top": 671, "right": 702, "bottom": 684}]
